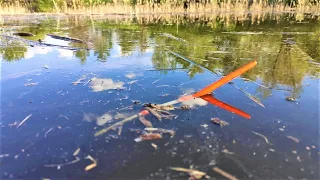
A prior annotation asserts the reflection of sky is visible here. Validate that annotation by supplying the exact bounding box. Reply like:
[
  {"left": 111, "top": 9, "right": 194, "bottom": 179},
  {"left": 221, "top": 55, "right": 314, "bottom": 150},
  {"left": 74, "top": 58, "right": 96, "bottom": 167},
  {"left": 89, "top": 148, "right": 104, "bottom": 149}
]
[{"left": 24, "top": 46, "right": 53, "bottom": 59}]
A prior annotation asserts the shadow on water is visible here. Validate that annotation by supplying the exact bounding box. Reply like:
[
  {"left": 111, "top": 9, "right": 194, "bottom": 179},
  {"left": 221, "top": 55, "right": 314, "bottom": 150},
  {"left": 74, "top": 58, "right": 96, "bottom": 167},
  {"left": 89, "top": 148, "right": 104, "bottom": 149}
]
[{"left": 0, "top": 12, "right": 319, "bottom": 179}]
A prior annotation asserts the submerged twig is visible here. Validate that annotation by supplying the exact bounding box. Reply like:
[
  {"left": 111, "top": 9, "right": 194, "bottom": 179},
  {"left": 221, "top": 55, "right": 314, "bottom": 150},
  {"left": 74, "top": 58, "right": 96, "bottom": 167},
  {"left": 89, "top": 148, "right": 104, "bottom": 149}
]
[
  {"left": 170, "top": 167, "right": 208, "bottom": 179},
  {"left": 252, "top": 131, "right": 273, "bottom": 145},
  {"left": 145, "top": 127, "right": 175, "bottom": 137},
  {"left": 134, "top": 133, "right": 162, "bottom": 142},
  {"left": 213, "top": 167, "right": 239, "bottom": 180},
  {"left": 45, "top": 128, "right": 54, "bottom": 138},
  {"left": 44, "top": 157, "right": 80, "bottom": 168},
  {"left": 73, "top": 148, "right": 80, "bottom": 156},
  {"left": 167, "top": 50, "right": 219, "bottom": 75},
  {"left": 118, "top": 126, "right": 123, "bottom": 136},
  {"left": 59, "top": 114, "right": 69, "bottom": 120},
  {"left": 152, "top": 77, "right": 163, "bottom": 84},
  {"left": 24, "top": 82, "right": 38, "bottom": 86},
  {"left": 85, "top": 155, "right": 97, "bottom": 171},
  {"left": 160, "top": 33, "right": 187, "bottom": 43},
  {"left": 286, "top": 136, "right": 300, "bottom": 143},
  {"left": 240, "top": 78, "right": 271, "bottom": 89},
  {"left": 230, "top": 83, "right": 265, "bottom": 108},
  {"left": 94, "top": 114, "right": 139, "bottom": 136},
  {"left": 145, "top": 107, "right": 162, "bottom": 121},
  {"left": 139, "top": 116, "right": 153, "bottom": 127},
  {"left": 16, "top": 114, "right": 32, "bottom": 128},
  {"left": 47, "top": 34, "right": 85, "bottom": 43}
]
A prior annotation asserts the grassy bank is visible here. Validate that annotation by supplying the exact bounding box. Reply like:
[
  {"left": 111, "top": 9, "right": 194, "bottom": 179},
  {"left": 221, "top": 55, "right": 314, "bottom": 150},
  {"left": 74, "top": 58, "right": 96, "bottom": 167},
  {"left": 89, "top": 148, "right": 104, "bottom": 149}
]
[{"left": 0, "top": 0, "right": 319, "bottom": 15}]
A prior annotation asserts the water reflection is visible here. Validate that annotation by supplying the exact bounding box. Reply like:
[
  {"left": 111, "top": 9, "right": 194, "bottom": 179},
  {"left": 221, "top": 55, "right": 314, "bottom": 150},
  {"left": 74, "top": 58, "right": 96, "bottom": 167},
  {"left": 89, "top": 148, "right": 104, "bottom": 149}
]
[{"left": 1, "top": 13, "right": 319, "bottom": 100}]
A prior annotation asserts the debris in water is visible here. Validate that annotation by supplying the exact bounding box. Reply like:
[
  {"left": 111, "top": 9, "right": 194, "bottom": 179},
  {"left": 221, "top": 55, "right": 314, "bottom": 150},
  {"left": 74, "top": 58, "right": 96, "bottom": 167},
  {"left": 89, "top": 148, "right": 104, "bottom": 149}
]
[
  {"left": 169, "top": 167, "right": 207, "bottom": 179},
  {"left": 94, "top": 112, "right": 143, "bottom": 137},
  {"left": 222, "top": 149, "right": 235, "bottom": 155},
  {"left": 230, "top": 84, "right": 265, "bottom": 107},
  {"left": 24, "top": 82, "right": 38, "bottom": 86},
  {"left": 160, "top": 33, "right": 187, "bottom": 43},
  {"left": 222, "top": 31, "right": 263, "bottom": 35},
  {"left": 73, "top": 148, "right": 80, "bottom": 156},
  {"left": 139, "top": 116, "right": 153, "bottom": 127},
  {"left": 118, "top": 126, "right": 123, "bottom": 136},
  {"left": 133, "top": 101, "right": 140, "bottom": 104},
  {"left": 85, "top": 155, "right": 97, "bottom": 171},
  {"left": 252, "top": 131, "right": 273, "bottom": 145},
  {"left": 59, "top": 114, "right": 69, "bottom": 120},
  {"left": 134, "top": 133, "right": 162, "bottom": 142},
  {"left": 13, "top": 32, "right": 35, "bottom": 36},
  {"left": 44, "top": 157, "right": 80, "bottom": 168},
  {"left": 211, "top": 118, "right": 229, "bottom": 127},
  {"left": 152, "top": 78, "right": 163, "bottom": 84},
  {"left": 45, "top": 128, "right": 54, "bottom": 138},
  {"left": 151, "top": 143, "right": 158, "bottom": 150},
  {"left": 83, "top": 79, "right": 92, "bottom": 86},
  {"left": 297, "top": 156, "right": 301, "bottom": 162},
  {"left": 201, "top": 124, "right": 209, "bottom": 128},
  {"left": 47, "top": 34, "right": 85, "bottom": 43},
  {"left": 143, "top": 103, "right": 175, "bottom": 111},
  {"left": 156, "top": 85, "right": 171, "bottom": 87},
  {"left": 145, "top": 127, "right": 175, "bottom": 137},
  {"left": 16, "top": 114, "right": 32, "bottom": 128},
  {"left": 145, "top": 107, "right": 162, "bottom": 121},
  {"left": 286, "top": 136, "right": 300, "bottom": 143},
  {"left": 285, "top": 97, "right": 295, "bottom": 102},
  {"left": 0, "top": 154, "right": 9, "bottom": 158},
  {"left": 212, "top": 167, "right": 239, "bottom": 180},
  {"left": 240, "top": 78, "right": 271, "bottom": 89},
  {"left": 72, "top": 75, "right": 87, "bottom": 85}
]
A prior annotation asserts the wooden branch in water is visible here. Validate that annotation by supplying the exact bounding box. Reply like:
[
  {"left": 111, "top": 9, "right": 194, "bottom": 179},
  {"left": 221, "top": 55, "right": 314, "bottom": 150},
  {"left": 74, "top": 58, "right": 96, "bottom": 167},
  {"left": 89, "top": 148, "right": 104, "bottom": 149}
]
[
  {"left": 213, "top": 167, "right": 239, "bottom": 180},
  {"left": 94, "top": 114, "right": 138, "bottom": 136},
  {"left": 167, "top": 50, "right": 219, "bottom": 76},
  {"left": 1, "top": 35, "right": 87, "bottom": 51},
  {"left": 94, "top": 110, "right": 149, "bottom": 137},
  {"left": 145, "top": 107, "right": 162, "bottom": 121},
  {"left": 252, "top": 131, "right": 273, "bottom": 145},
  {"left": 17, "top": 114, "right": 32, "bottom": 128},
  {"left": 44, "top": 157, "right": 80, "bottom": 168},
  {"left": 47, "top": 34, "right": 86, "bottom": 43}
]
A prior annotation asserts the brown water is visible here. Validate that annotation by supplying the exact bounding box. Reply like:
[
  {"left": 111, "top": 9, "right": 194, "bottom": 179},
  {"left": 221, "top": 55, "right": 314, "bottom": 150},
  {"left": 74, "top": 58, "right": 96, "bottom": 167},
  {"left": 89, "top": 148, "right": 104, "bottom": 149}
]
[{"left": 0, "top": 13, "right": 319, "bottom": 179}]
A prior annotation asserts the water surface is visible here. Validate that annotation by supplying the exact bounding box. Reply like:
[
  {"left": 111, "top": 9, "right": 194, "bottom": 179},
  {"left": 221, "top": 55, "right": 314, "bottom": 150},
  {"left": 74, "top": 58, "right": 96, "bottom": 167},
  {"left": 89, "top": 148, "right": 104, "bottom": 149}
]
[{"left": 1, "top": 13, "right": 319, "bottom": 179}]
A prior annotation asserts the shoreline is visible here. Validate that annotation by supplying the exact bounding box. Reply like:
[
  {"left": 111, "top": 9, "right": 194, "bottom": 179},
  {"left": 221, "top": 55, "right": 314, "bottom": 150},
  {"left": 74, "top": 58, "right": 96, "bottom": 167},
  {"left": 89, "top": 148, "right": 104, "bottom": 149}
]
[{"left": 0, "top": 9, "right": 319, "bottom": 17}]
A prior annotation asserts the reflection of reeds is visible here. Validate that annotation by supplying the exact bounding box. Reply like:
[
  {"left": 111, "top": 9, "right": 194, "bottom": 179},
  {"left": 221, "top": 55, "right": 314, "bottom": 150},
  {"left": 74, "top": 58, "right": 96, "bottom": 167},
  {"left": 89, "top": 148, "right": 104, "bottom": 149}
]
[
  {"left": 2, "top": 11, "right": 317, "bottom": 29},
  {"left": 0, "top": 1, "right": 319, "bottom": 15}
]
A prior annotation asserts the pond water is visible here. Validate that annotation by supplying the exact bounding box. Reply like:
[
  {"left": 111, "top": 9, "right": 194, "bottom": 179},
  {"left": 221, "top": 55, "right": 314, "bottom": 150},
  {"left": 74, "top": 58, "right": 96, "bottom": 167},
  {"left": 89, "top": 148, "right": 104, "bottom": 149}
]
[{"left": 0, "top": 13, "right": 319, "bottom": 179}]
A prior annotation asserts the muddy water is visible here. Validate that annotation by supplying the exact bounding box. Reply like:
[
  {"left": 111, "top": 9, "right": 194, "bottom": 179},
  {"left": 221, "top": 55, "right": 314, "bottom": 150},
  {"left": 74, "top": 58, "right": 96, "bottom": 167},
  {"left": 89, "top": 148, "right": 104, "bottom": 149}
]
[{"left": 0, "top": 13, "right": 319, "bottom": 179}]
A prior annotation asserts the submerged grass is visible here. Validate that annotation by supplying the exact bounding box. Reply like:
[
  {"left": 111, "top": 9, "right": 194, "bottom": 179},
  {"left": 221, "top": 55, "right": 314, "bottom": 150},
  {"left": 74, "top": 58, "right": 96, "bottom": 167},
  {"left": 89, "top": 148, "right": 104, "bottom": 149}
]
[{"left": 0, "top": 1, "right": 319, "bottom": 15}]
